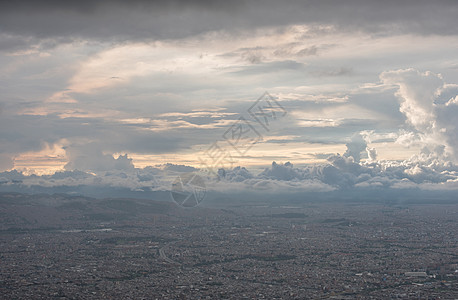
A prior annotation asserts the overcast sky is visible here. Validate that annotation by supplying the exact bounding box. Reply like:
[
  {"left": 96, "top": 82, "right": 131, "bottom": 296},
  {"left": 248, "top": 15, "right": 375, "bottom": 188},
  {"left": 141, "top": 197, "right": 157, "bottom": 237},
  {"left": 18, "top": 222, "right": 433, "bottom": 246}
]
[{"left": 1, "top": 1, "right": 458, "bottom": 199}]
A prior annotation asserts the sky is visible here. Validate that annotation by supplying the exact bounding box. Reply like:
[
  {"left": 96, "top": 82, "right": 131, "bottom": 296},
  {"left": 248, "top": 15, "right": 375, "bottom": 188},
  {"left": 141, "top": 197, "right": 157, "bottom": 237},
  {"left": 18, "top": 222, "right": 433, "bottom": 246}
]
[{"left": 1, "top": 1, "right": 458, "bottom": 201}]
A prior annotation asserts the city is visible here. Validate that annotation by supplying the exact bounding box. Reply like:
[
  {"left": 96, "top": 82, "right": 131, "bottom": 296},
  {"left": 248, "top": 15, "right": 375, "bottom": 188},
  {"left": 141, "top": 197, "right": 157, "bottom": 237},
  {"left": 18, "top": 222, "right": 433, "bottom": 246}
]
[{"left": 1, "top": 193, "right": 456, "bottom": 299}]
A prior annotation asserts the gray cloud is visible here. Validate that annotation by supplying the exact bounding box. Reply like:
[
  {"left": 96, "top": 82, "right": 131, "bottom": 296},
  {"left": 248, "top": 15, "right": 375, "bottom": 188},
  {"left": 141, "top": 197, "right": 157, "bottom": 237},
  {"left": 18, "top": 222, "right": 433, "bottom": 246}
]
[
  {"left": 366, "top": 147, "right": 377, "bottom": 161},
  {"left": 310, "top": 67, "right": 353, "bottom": 77},
  {"left": 161, "top": 163, "right": 198, "bottom": 173},
  {"left": 1, "top": 110, "right": 458, "bottom": 200},
  {"left": 0, "top": 111, "right": 190, "bottom": 172},
  {"left": 217, "top": 166, "right": 253, "bottom": 182},
  {"left": 381, "top": 68, "right": 458, "bottom": 162},
  {"left": 230, "top": 60, "right": 307, "bottom": 76},
  {"left": 0, "top": 154, "right": 14, "bottom": 171},
  {"left": 343, "top": 133, "right": 367, "bottom": 163},
  {"left": 64, "top": 145, "right": 135, "bottom": 172},
  {"left": 1, "top": 0, "right": 457, "bottom": 49},
  {"left": 2, "top": 149, "right": 457, "bottom": 201}
]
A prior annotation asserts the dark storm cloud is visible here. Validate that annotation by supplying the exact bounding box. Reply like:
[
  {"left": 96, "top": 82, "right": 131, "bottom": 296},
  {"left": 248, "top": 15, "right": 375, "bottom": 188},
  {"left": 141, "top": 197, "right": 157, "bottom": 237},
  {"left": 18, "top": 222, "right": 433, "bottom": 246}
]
[
  {"left": 0, "top": 34, "right": 32, "bottom": 52},
  {"left": 0, "top": 0, "right": 245, "bottom": 41},
  {"left": 1, "top": 0, "right": 457, "bottom": 45}
]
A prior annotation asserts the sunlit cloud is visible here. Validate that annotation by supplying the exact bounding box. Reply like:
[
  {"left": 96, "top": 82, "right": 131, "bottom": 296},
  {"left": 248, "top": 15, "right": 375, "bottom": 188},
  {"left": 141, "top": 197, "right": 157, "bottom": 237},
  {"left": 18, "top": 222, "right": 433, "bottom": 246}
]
[{"left": 0, "top": 1, "right": 457, "bottom": 200}]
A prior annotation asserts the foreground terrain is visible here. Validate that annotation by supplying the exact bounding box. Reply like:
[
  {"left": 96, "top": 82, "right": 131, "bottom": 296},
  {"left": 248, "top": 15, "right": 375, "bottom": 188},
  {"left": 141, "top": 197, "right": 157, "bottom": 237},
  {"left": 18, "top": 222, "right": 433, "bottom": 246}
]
[{"left": 0, "top": 193, "right": 457, "bottom": 299}]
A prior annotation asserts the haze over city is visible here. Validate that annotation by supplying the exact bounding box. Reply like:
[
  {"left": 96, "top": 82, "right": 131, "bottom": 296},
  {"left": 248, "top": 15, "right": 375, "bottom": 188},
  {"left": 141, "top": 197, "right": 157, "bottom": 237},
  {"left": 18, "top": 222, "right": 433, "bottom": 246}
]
[{"left": 0, "top": 1, "right": 457, "bottom": 298}]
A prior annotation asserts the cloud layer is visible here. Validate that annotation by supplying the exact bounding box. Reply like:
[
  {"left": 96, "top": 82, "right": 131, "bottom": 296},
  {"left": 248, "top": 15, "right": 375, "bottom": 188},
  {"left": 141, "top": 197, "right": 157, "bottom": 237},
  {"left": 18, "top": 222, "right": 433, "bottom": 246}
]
[
  {"left": 1, "top": 2, "right": 458, "bottom": 203},
  {"left": 1, "top": 67, "right": 458, "bottom": 199},
  {"left": 2, "top": 0, "right": 458, "bottom": 45}
]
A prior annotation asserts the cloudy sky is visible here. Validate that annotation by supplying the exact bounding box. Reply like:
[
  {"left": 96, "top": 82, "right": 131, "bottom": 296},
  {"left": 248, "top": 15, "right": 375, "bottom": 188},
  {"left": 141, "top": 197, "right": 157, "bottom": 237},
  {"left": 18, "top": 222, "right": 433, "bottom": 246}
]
[{"left": 1, "top": 1, "right": 458, "bottom": 200}]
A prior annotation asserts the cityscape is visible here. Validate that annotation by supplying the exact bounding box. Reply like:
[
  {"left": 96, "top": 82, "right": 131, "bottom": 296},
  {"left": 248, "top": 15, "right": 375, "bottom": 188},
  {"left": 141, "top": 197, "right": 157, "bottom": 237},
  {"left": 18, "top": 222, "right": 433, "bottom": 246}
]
[{"left": 1, "top": 192, "right": 456, "bottom": 299}]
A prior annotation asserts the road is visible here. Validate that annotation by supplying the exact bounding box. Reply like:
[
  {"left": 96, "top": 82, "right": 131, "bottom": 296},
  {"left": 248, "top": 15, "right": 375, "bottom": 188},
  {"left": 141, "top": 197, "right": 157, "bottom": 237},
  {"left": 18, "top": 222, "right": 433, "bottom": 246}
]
[{"left": 159, "top": 243, "right": 180, "bottom": 265}]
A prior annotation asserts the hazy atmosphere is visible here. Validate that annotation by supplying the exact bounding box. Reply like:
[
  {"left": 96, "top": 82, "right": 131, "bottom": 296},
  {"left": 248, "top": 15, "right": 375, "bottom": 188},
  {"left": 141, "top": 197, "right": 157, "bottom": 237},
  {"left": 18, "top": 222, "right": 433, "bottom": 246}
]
[{"left": 1, "top": 1, "right": 458, "bottom": 299}]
